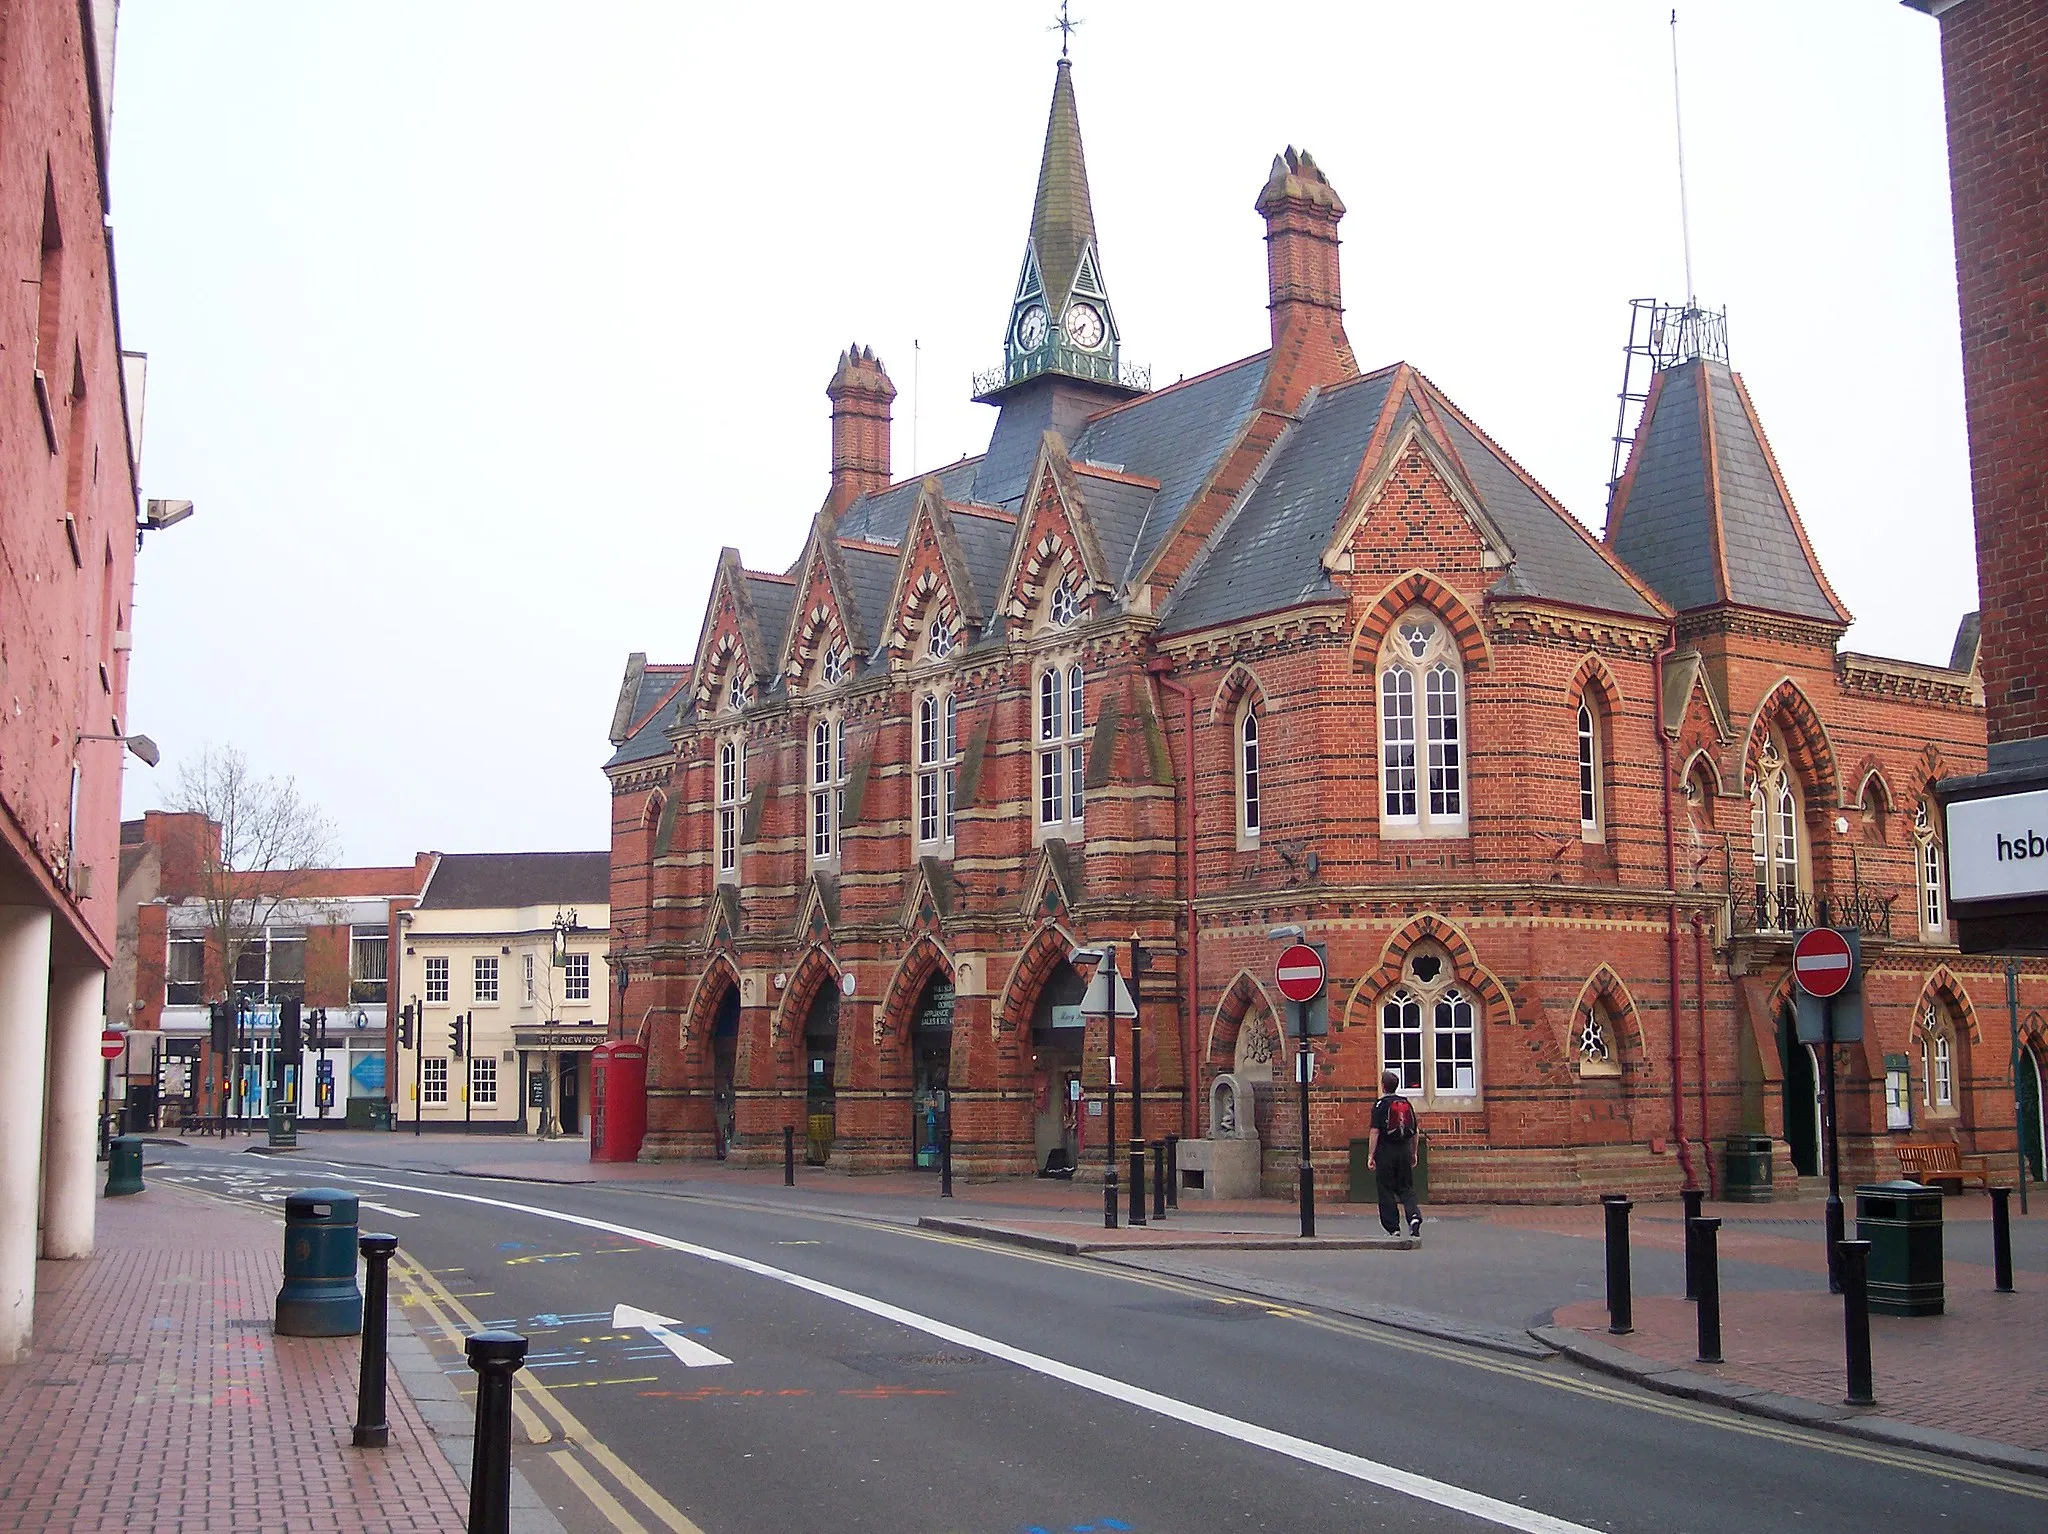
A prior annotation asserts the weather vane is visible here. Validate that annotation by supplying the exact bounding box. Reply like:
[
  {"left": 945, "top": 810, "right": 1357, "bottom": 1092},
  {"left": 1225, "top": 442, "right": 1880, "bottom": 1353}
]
[{"left": 1050, "top": 1, "right": 1081, "bottom": 58}]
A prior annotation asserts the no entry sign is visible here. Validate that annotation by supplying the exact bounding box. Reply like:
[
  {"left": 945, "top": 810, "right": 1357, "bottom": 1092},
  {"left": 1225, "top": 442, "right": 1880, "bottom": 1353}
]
[
  {"left": 1275, "top": 944, "right": 1326, "bottom": 1004},
  {"left": 99, "top": 1028, "right": 125, "bottom": 1061},
  {"left": 1792, "top": 928, "right": 1855, "bottom": 1000}
]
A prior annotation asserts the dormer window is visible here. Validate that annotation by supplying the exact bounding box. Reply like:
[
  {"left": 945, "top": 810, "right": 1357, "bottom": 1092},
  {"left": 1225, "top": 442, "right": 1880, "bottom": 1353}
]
[
  {"left": 927, "top": 620, "right": 954, "bottom": 661},
  {"left": 821, "top": 645, "right": 848, "bottom": 687},
  {"left": 1049, "top": 580, "right": 1080, "bottom": 629},
  {"left": 727, "top": 671, "right": 747, "bottom": 713}
]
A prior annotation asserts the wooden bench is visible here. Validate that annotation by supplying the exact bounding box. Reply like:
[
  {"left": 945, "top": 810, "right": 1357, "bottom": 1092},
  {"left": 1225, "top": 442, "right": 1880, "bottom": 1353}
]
[{"left": 1896, "top": 1141, "right": 1995, "bottom": 1192}]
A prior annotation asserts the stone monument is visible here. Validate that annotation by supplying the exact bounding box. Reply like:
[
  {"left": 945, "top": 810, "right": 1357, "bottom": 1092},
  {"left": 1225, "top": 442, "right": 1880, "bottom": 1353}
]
[{"left": 1174, "top": 1072, "right": 1263, "bottom": 1199}]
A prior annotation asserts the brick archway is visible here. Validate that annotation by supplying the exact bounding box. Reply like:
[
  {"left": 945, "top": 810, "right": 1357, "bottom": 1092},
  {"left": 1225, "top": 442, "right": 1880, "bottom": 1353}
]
[
  {"left": 1746, "top": 677, "right": 1840, "bottom": 808},
  {"left": 1913, "top": 967, "right": 1983, "bottom": 1047},
  {"left": 1344, "top": 913, "right": 1513, "bottom": 1033},
  {"left": 774, "top": 944, "right": 841, "bottom": 1045},
  {"left": 878, "top": 936, "right": 954, "bottom": 1044},
  {"left": 1208, "top": 663, "right": 1269, "bottom": 725},
  {"left": 1350, "top": 570, "right": 1491, "bottom": 675},
  {"left": 992, "top": 921, "right": 1080, "bottom": 1036},
  {"left": 1569, "top": 963, "right": 1652, "bottom": 1068},
  {"left": 1205, "top": 968, "right": 1281, "bottom": 1071}
]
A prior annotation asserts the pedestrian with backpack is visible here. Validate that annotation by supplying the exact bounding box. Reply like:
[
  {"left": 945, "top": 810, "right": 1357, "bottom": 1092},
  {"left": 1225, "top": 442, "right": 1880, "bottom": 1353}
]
[{"left": 1370, "top": 1069, "right": 1422, "bottom": 1237}]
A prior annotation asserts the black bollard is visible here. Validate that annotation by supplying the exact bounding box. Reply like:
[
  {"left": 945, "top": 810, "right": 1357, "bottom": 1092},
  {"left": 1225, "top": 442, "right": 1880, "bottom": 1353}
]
[
  {"left": 1602, "top": 1195, "right": 1634, "bottom": 1335},
  {"left": 1165, "top": 1134, "right": 1179, "bottom": 1210},
  {"left": 940, "top": 1120, "right": 954, "bottom": 1199},
  {"left": 1692, "top": 1216, "right": 1722, "bottom": 1364},
  {"left": 783, "top": 1124, "right": 795, "bottom": 1187},
  {"left": 1839, "top": 1237, "right": 1874, "bottom": 1406},
  {"left": 1129, "top": 1139, "right": 1148, "bottom": 1227},
  {"left": 465, "top": 1331, "right": 528, "bottom": 1534},
  {"left": 353, "top": 1233, "right": 399, "bottom": 1448},
  {"left": 1153, "top": 1141, "right": 1167, "bottom": 1220},
  {"left": 1992, "top": 1186, "right": 2015, "bottom": 1293},
  {"left": 1681, "top": 1187, "right": 1705, "bottom": 1302}
]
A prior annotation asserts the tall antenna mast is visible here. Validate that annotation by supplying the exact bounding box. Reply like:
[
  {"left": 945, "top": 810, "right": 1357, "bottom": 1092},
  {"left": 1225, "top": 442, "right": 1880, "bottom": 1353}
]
[
  {"left": 912, "top": 338, "right": 921, "bottom": 473},
  {"left": 1670, "top": 9, "right": 1696, "bottom": 305}
]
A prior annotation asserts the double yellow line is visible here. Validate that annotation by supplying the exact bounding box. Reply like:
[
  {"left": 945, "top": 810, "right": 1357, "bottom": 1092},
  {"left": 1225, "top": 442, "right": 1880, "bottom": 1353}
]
[{"left": 396, "top": 1254, "right": 707, "bottom": 1533}]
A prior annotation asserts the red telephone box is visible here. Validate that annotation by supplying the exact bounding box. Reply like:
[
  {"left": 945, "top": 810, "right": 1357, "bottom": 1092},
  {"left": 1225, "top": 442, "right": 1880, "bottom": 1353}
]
[{"left": 588, "top": 1041, "right": 647, "bottom": 1163}]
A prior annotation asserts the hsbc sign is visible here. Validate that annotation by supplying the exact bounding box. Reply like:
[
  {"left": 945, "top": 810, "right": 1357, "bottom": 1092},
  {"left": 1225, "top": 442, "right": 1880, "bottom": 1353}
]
[{"left": 1945, "top": 786, "right": 2048, "bottom": 903}]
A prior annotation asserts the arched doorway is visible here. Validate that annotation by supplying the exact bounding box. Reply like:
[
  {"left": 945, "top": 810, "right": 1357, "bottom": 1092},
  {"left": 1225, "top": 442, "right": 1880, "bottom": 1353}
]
[
  {"left": 909, "top": 971, "right": 954, "bottom": 1170},
  {"left": 803, "top": 985, "right": 839, "bottom": 1165},
  {"left": 2021, "top": 1047, "right": 2045, "bottom": 1185},
  {"left": 1028, "top": 960, "right": 1086, "bottom": 1175},
  {"left": 1780, "top": 1007, "right": 1821, "bottom": 1178},
  {"left": 712, "top": 985, "right": 739, "bottom": 1158}
]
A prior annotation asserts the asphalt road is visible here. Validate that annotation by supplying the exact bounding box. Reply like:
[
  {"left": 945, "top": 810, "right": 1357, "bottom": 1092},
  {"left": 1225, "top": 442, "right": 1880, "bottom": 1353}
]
[{"left": 160, "top": 1144, "right": 2048, "bottom": 1534}]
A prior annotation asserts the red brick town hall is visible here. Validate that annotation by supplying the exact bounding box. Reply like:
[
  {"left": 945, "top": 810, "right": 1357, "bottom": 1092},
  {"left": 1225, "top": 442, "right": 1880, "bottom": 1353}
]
[{"left": 602, "top": 60, "right": 2040, "bottom": 1202}]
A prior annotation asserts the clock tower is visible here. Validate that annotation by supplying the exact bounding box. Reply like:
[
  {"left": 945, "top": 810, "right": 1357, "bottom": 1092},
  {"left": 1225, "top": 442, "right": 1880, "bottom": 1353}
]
[{"left": 975, "top": 58, "right": 1140, "bottom": 407}]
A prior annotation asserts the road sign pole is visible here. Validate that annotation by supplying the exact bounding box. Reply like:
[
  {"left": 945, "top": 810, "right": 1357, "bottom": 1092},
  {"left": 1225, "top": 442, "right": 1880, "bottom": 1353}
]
[
  {"left": 1297, "top": 998, "right": 1316, "bottom": 1240},
  {"left": 1102, "top": 946, "right": 1119, "bottom": 1231},
  {"left": 1824, "top": 994, "right": 1844, "bottom": 1294},
  {"left": 1129, "top": 936, "right": 1146, "bottom": 1229}
]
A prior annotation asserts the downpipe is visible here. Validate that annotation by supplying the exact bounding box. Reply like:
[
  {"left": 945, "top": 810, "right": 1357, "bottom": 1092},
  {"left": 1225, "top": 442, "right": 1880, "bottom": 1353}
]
[
  {"left": 1692, "top": 912, "right": 1719, "bottom": 1198},
  {"left": 1146, "top": 657, "right": 1200, "bottom": 1141},
  {"left": 1654, "top": 634, "right": 1700, "bottom": 1192}
]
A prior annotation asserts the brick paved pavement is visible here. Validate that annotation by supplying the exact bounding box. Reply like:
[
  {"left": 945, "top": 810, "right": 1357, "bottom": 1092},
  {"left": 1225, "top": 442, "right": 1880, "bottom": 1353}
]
[{"left": 0, "top": 1183, "right": 469, "bottom": 1532}]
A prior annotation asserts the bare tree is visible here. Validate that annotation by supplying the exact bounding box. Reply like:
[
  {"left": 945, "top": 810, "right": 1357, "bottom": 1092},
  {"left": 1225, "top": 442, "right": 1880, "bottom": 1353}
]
[{"left": 165, "top": 744, "right": 340, "bottom": 1006}]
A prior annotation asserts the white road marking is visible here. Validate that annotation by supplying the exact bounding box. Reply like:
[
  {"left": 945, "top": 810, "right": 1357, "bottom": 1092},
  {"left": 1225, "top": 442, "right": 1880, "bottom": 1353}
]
[
  {"left": 351, "top": 1176, "right": 1596, "bottom": 1534},
  {"left": 612, "top": 1304, "right": 731, "bottom": 1368},
  {"left": 359, "top": 1201, "right": 421, "bottom": 1220}
]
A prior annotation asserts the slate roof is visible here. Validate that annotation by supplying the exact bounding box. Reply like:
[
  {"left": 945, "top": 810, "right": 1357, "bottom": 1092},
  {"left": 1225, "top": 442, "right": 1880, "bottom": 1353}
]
[
  {"left": 743, "top": 574, "right": 799, "bottom": 671},
  {"left": 1070, "top": 353, "right": 1270, "bottom": 583},
  {"left": 841, "top": 545, "right": 899, "bottom": 656},
  {"left": 606, "top": 689, "right": 685, "bottom": 768},
  {"left": 419, "top": 852, "right": 611, "bottom": 911},
  {"left": 1607, "top": 357, "right": 1847, "bottom": 624},
  {"left": 1029, "top": 59, "right": 1097, "bottom": 320},
  {"left": 841, "top": 459, "right": 986, "bottom": 545},
  {"left": 1070, "top": 468, "right": 1158, "bottom": 585},
  {"left": 1159, "top": 369, "right": 1396, "bottom": 635}
]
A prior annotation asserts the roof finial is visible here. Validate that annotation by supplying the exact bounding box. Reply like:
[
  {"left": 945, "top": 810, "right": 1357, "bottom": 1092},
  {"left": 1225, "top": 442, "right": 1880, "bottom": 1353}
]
[{"left": 1050, "top": 1, "right": 1081, "bottom": 59}]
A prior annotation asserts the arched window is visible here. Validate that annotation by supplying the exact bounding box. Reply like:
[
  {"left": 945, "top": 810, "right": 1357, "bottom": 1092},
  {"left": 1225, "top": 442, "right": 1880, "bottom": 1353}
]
[
  {"left": 1378, "top": 946, "right": 1481, "bottom": 1103},
  {"left": 1576, "top": 699, "right": 1603, "bottom": 839},
  {"left": 1037, "top": 663, "right": 1085, "bottom": 832},
  {"left": 717, "top": 738, "right": 743, "bottom": 879},
  {"left": 1919, "top": 1004, "right": 1955, "bottom": 1112},
  {"left": 1239, "top": 708, "right": 1261, "bottom": 842},
  {"left": 1915, "top": 801, "right": 1945, "bottom": 937},
  {"left": 1379, "top": 612, "right": 1465, "bottom": 835},
  {"left": 1749, "top": 739, "right": 1801, "bottom": 930},
  {"left": 1577, "top": 1001, "right": 1620, "bottom": 1078},
  {"left": 811, "top": 716, "right": 845, "bottom": 862},
  {"left": 916, "top": 693, "right": 958, "bottom": 850}
]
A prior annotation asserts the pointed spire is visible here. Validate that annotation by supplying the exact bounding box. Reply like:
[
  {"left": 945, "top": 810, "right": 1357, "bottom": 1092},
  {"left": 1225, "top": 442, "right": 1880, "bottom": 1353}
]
[{"left": 1030, "top": 58, "right": 1098, "bottom": 322}]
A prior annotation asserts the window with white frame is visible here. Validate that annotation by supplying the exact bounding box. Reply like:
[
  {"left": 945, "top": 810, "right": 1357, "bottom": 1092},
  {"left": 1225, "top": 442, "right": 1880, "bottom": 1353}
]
[
  {"left": 1915, "top": 802, "right": 1944, "bottom": 936},
  {"left": 1048, "top": 578, "right": 1080, "bottom": 629},
  {"left": 726, "top": 669, "right": 747, "bottom": 713},
  {"left": 718, "top": 736, "right": 743, "bottom": 880},
  {"left": 234, "top": 927, "right": 305, "bottom": 1005},
  {"left": 1920, "top": 1006, "right": 1954, "bottom": 1111},
  {"left": 1378, "top": 612, "right": 1465, "bottom": 835},
  {"left": 811, "top": 716, "right": 846, "bottom": 861},
  {"left": 166, "top": 933, "right": 206, "bottom": 1006},
  {"left": 564, "top": 952, "right": 591, "bottom": 1001},
  {"left": 350, "top": 927, "right": 389, "bottom": 1004},
  {"left": 1239, "top": 707, "right": 1261, "bottom": 842},
  {"left": 523, "top": 953, "right": 535, "bottom": 1001},
  {"left": 470, "top": 1053, "right": 498, "bottom": 1107},
  {"left": 916, "top": 693, "right": 954, "bottom": 847},
  {"left": 1749, "top": 739, "right": 1801, "bottom": 928},
  {"left": 422, "top": 1056, "right": 449, "bottom": 1104},
  {"left": 926, "top": 619, "right": 954, "bottom": 661},
  {"left": 820, "top": 642, "right": 848, "bottom": 686},
  {"left": 943, "top": 693, "right": 960, "bottom": 841},
  {"left": 425, "top": 956, "right": 450, "bottom": 1004},
  {"left": 1037, "top": 663, "right": 1086, "bottom": 831},
  {"left": 1577, "top": 698, "right": 1605, "bottom": 840},
  {"left": 1378, "top": 947, "right": 1479, "bottom": 1102},
  {"left": 473, "top": 955, "right": 499, "bottom": 1004}
]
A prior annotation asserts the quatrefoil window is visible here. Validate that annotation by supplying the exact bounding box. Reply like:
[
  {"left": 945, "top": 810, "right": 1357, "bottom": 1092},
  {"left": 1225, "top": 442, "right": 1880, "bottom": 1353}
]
[{"left": 1400, "top": 621, "right": 1436, "bottom": 660}]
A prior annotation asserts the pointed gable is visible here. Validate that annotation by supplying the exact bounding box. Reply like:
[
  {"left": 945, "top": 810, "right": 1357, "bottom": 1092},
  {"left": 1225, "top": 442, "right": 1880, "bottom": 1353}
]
[
  {"left": 880, "top": 482, "right": 988, "bottom": 665},
  {"left": 776, "top": 514, "right": 867, "bottom": 687},
  {"left": 689, "top": 549, "right": 786, "bottom": 714},
  {"left": 1607, "top": 357, "right": 1850, "bottom": 625},
  {"left": 995, "top": 433, "right": 1114, "bottom": 630}
]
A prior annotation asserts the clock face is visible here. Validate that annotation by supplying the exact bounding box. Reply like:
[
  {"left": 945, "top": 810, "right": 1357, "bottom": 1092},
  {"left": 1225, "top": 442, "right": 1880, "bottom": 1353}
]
[
  {"left": 1016, "top": 304, "right": 1049, "bottom": 351},
  {"left": 1062, "top": 302, "right": 1105, "bottom": 350}
]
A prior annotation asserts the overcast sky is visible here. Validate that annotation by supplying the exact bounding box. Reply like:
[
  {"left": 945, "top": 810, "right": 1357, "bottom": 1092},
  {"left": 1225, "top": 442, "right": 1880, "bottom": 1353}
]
[{"left": 111, "top": 1, "right": 1970, "bottom": 866}]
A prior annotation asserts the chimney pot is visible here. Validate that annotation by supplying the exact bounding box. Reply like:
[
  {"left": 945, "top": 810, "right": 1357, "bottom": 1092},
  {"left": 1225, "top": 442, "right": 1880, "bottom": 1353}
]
[{"left": 825, "top": 345, "right": 896, "bottom": 515}]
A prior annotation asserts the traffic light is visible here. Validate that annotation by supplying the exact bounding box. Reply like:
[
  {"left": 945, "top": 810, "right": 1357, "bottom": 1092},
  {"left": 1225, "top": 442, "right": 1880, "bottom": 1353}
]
[
  {"left": 209, "top": 1001, "right": 232, "bottom": 1054},
  {"left": 397, "top": 1002, "right": 415, "bottom": 1051},
  {"left": 449, "top": 1013, "right": 466, "bottom": 1059},
  {"left": 309, "top": 1007, "right": 329, "bottom": 1052},
  {"left": 279, "top": 996, "right": 303, "bottom": 1057}
]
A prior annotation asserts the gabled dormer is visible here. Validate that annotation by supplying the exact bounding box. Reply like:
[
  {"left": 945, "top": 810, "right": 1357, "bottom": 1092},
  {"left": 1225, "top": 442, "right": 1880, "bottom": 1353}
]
[
  {"left": 995, "top": 433, "right": 1115, "bottom": 635},
  {"left": 777, "top": 514, "right": 867, "bottom": 693},
  {"left": 880, "top": 481, "right": 986, "bottom": 669},
  {"left": 689, "top": 549, "right": 785, "bottom": 718}
]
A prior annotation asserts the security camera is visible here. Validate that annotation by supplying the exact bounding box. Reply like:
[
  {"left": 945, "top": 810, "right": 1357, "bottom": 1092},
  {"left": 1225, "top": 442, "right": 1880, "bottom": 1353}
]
[{"left": 142, "top": 498, "right": 194, "bottom": 531}]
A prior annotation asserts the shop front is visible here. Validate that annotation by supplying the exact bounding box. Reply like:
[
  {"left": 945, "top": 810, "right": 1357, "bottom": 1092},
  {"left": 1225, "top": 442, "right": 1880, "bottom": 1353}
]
[
  {"left": 910, "top": 973, "right": 953, "bottom": 1170},
  {"left": 515, "top": 1024, "right": 609, "bottom": 1137},
  {"left": 1028, "top": 961, "right": 1087, "bottom": 1176},
  {"left": 804, "top": 986, "right": 839, "bottom": 1164}
]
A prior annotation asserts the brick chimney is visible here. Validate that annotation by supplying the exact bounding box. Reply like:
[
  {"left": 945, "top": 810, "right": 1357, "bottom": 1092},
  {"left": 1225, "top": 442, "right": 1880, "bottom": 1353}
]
[
  {"left": 825, "top": 344, "right": 896, "bottom": 515},
  {"left": 1255, "top": 148, "right": 1356, "bottom": 406}
]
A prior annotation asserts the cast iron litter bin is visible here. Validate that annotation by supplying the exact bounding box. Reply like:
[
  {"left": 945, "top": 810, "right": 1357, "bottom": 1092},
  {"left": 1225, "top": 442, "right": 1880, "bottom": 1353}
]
[
  {"left": 103, "top": 1134, "right": 144, "bottom": 1197},
  {"left": 1722, "top": 1135, "right": 1774, "bottom": 1203},
  {"left": 275, "top": 1188, "right": 364, "bottom": 1336},
  {"left": 1856, "top": 1179, "right": 1944, "bottom": 1316}
]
